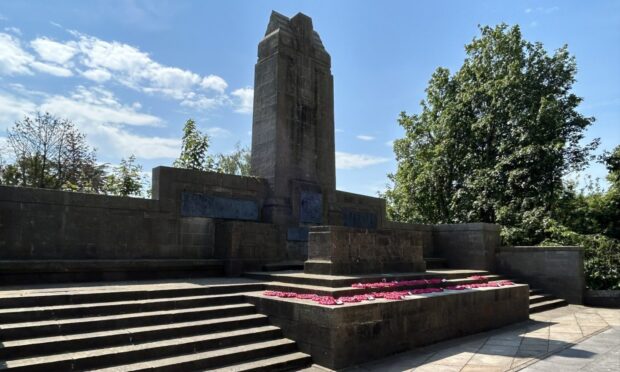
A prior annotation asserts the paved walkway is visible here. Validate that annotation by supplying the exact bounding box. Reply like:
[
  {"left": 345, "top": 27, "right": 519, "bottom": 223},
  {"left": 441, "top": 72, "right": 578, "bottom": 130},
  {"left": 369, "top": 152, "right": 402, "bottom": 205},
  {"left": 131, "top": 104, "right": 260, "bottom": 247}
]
[{"left": 319, "top": 305, "right": 620, "bottom": 371}]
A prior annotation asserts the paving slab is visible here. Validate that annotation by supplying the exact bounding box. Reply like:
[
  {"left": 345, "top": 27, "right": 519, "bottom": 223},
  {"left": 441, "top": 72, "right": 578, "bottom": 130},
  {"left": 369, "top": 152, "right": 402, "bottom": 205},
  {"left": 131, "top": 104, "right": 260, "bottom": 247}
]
[{"left": 339, "top": 305, "right": 619, "bottom": 372}]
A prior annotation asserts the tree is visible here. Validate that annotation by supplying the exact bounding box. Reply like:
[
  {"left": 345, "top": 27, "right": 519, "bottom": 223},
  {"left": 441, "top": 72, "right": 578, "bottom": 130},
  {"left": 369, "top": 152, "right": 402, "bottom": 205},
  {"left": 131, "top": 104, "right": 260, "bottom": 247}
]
[
  {"left": 212, "top": 143, "right": 251, "bottom": 176},
  {"left": 2, "top": 112, "right": 106, "bottom": 192},
  {"left": 172, "top": 119, "right": 252, "bottom": 176},
  {"left": 384, "top": 24, "right": 598, "bottom": 245},
  {"left": 173, "top": 119, "right": 213, "bottom": 171},
  {"left": 104, "top": 155, "right": 144, "bottom": 197}
]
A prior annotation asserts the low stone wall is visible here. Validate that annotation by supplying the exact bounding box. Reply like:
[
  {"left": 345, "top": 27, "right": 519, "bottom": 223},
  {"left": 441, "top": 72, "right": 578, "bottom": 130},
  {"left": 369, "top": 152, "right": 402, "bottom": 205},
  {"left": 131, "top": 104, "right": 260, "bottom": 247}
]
[
  {"left": 152, "top": 166, "right": 269, "bottom": 219},
  {"left": 584, "top": 290, "right": 620, "bottom": 308},
  {"left": 0, "top": 185, "right": 187, "bottom": 260},
  {"left": 214, "top": 221, "right": 287, "bottom": 275},
  {"left": 248, "top": 284, "right": 529, "bottom": 369},
  {"left": 496, "top": 246, "right": 585, "bottom": 304},
  {"left": 433, "top": 223, "right": 500, "bottom": 271},
  {"left": 331, "top": 190, "right": 386, "bottom": 229},
  {"left": 304, "top": 225, "right": 426, "bottom": 275},
  {"left": 385, "top": 221, "right": 434, "bottom": 257}
]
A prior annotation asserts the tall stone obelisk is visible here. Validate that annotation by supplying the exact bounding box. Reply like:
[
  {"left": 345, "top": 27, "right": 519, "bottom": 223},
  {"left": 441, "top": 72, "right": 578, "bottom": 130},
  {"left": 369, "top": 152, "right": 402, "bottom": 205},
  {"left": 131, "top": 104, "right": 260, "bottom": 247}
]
[{"left": 251, "top": 11, "right": 336, "bottom": 228}]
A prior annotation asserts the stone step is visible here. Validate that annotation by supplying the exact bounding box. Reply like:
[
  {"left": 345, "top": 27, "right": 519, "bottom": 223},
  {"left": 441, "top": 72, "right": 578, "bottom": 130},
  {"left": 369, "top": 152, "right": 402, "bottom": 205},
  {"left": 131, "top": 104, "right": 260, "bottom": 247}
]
[
  {"left": 0, "top": 259, "right": 226, "bottom": 285},
  {"left": 0, "top": 303, "right": 256, "bottom": 341},
  {"left": 529, "top": 293, "right": 554, "bottom": 305},
  {"left": 529, "top": 288, "right": 545, "bottom": 295},
  {"left": 0, "top": 313, "right": 269, "bottom": 360},
  {"left": 91, "top": 338, "right": 299, "bottom": 372},
  {"left": 0, "top": 293, "right": 245, "bottom": 324},
  {"left": 245, "top": 269, "right": 490, "bottom": 288},
  {"left": 263, "top": 275, "right": 504, "bottom": 297},
  {"left": 263, "top": 261, "right": 305, "bottom": 271},
  {"left": 209, "top": 351, "right": 312, "bottom": 372},
  {"left": 1, "top": 325, "right": 282, "bottom": 371},
  {"left": 0, "top": 282, "right": 264, "bottom": 309},
  {"left": 529, "top": 298, "right": 568, "bottom": 314}
]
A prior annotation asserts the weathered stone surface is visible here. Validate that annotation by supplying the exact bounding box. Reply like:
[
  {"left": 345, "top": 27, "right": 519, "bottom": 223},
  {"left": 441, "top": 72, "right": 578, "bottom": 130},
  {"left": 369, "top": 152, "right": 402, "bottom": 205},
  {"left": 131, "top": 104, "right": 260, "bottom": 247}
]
[
  {"left": 433, "top": 223, "right": 500, "bottom": 270},
  {"left": 214, "top": 221, "right": 287, "bottom": 275},
  {"left": 304, "top": 225, "right": 427, "bottom": 275},
  {"left": 181, "top": 192, "right": 259, "bottom": 221},
  {"left": 496, "top": 246, "right": 585, "bottom": 304},
  {"left": 331, "top": 190, "right": 386, "bottom": 228},
  {"left": 251, "top": 11, "right": 336, "bottom": 226},
  {"left": 247, "top": 284, "right": 530, "bottom": 369},
  {"left": 0, "top": 185, "right": 180, "bottom": 260}
]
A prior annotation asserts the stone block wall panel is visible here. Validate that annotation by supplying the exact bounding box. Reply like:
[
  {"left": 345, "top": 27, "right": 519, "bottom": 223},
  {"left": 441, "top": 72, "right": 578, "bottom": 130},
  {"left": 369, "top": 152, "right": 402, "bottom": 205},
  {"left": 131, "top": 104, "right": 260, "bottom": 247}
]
[
  {"left": 248, "top": 284, "right": 530, "bottom": 369},
  {"left": 496, "top": 246, "right": 585, "bottom": 304},
  {"left": 305, "top": 225, "right": 426, "bottom": 275},
  {"left": 433, "top": 223, "right": 500, "bottom": 270}
]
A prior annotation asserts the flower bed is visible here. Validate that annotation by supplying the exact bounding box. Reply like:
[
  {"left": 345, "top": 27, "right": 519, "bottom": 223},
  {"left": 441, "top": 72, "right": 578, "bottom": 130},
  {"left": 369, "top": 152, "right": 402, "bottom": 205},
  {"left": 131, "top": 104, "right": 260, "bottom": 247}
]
[{"left": 264, "top": 278, "right": 514, "bottom": 306}]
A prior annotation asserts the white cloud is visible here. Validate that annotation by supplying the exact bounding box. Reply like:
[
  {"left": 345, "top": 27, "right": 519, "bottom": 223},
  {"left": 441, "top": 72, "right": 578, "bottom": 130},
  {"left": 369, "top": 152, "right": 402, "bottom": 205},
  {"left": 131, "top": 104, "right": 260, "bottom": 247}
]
[
  {"left": 91, "top": 125, "right": 180, "bottom": 159},
  {"left": 180, "top": 94, "right": 230, "bottom": 110},
  {"left": 201, "top": 75, "right": 228, "bottom": 93},
  {"left": 0, "top": 92, "right": 37, "bottom": 128},
  {"left": 356, "top": 135, "right": 375, "bottom": 141},
  {"left": 30, "top": 61, "right": 73, "bottom": 77},
  {"left": 0, "top": 86, "right": 179, "bottom": 160},
  {"left": 385, "top": 140, "right": 394, "bottom": 147},
  {"left": 335, "top": 151, "right": 389, "bottom": 170},
  {"left": 71, "top": 32, "right": 228, "bottom": 105},
  {"left": 526, "top": 6, "right": 559, "bottom": 14},
  {"left": 1, "top": 30, "right": 232, "bottom": 110},
  {"left": 205, "top": 127, "right": 231, "bottom": 138},
  {"left": 231, "top": 87, "right": 253, "bottom": 114},
  {"left": 30, "top": 37, "right": 77, "bottom": 65},
  {"left": 335, "top": 128, "right": 344, "bottom": 133},
  {"left": 81, "top": 68, "right": 112, "bottom": 82},
  {"left": 4, "top": 26, "right": 21, "bottom": 35},
  {"left": 0, "top": 33, "right": 34, "bottom": 75},
  {"left": 39, "top": 86, "right": 162, "bottom": 127}
]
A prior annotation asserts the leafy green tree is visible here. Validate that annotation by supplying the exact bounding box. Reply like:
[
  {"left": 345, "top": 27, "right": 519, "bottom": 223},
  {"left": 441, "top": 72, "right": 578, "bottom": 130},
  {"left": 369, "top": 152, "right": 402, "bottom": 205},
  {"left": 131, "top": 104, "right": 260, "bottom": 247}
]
[
  {"left": 212, "top": 143, "right": 251, "bottom": 176},
  {"left": 2, "top": 112, "right": 106, "bottom": 192},
  {"left": 172, "top": 119, "right": 252, "bottom": 176},
  {"left": 385, "top": 24, "right": 598, "bottom": 245},
  {"left": 104, "top": 155, "right": 144, "bottom": 197},
  {"left": 173, "top": 119, "right": 213, "bottom": 171}
]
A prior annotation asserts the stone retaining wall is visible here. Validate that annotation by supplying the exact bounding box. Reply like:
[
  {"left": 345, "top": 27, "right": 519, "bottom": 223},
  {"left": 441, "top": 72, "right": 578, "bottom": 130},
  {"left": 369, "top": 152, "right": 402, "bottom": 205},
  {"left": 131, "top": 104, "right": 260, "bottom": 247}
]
[
  {"left": 0, "top": 185, "right": 183, "bottom": 260},
  {"left": 433, "top": 223, "right": 500, "bottom": 271},
  {"left": 247, "top": 284, "right": 529, "bottom": 369},
  {"left": 496, "top": 246, "right": 585, "bottom": 304}
]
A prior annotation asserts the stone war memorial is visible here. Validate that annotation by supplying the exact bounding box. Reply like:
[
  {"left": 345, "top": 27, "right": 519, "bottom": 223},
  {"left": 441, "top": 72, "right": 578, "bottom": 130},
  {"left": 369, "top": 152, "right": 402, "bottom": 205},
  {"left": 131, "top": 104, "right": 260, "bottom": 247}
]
[{"left": 0, "top": 11, "right": 585, "bottom": 371}]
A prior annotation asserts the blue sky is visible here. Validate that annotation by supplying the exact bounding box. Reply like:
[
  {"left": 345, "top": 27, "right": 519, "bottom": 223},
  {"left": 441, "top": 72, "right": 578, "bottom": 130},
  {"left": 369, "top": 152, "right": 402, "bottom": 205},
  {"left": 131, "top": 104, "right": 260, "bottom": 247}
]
[{"left": 0, "top": 0, "right": 618, "bottom": 196}]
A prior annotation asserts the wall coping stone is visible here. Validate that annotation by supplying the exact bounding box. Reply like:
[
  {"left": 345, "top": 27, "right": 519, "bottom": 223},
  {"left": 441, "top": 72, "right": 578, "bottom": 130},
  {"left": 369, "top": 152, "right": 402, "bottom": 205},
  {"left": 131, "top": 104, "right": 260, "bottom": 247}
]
[
  {"left": 433, "top": 223, "right": 500, "bottom": 232},
  {"left": 499, "top": 245, "right": 582, "bottom": 252},
  {"left": 0, "top": 185, "right": 159, "bottom": 211}
]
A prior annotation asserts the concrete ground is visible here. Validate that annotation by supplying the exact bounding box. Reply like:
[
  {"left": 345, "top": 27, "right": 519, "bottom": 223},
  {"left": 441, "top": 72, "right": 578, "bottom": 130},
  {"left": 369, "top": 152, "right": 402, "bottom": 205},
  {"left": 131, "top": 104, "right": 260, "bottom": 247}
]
[{"left": 304, "top": 305, "right": 619, "bottom": 371}]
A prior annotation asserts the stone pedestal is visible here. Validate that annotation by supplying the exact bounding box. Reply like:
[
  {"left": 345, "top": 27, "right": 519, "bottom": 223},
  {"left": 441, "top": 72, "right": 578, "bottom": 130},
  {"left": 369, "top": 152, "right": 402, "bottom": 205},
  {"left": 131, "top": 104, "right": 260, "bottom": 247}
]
[{"left": 304, "top": 226, "right": 427, "bottom": 275}]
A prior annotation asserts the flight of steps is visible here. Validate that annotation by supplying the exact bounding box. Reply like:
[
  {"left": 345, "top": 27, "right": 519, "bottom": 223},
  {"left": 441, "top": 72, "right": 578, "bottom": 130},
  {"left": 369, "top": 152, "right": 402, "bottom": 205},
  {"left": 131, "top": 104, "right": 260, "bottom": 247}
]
[
  {"left": 0, "top": 282, "right": 311, "bottom": 371},
  {"left": 529, "top": 288, "right": 568, "bottom": 314},
  {"left": 422, "top": 257, "right": 568, "bottom": 314}
]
